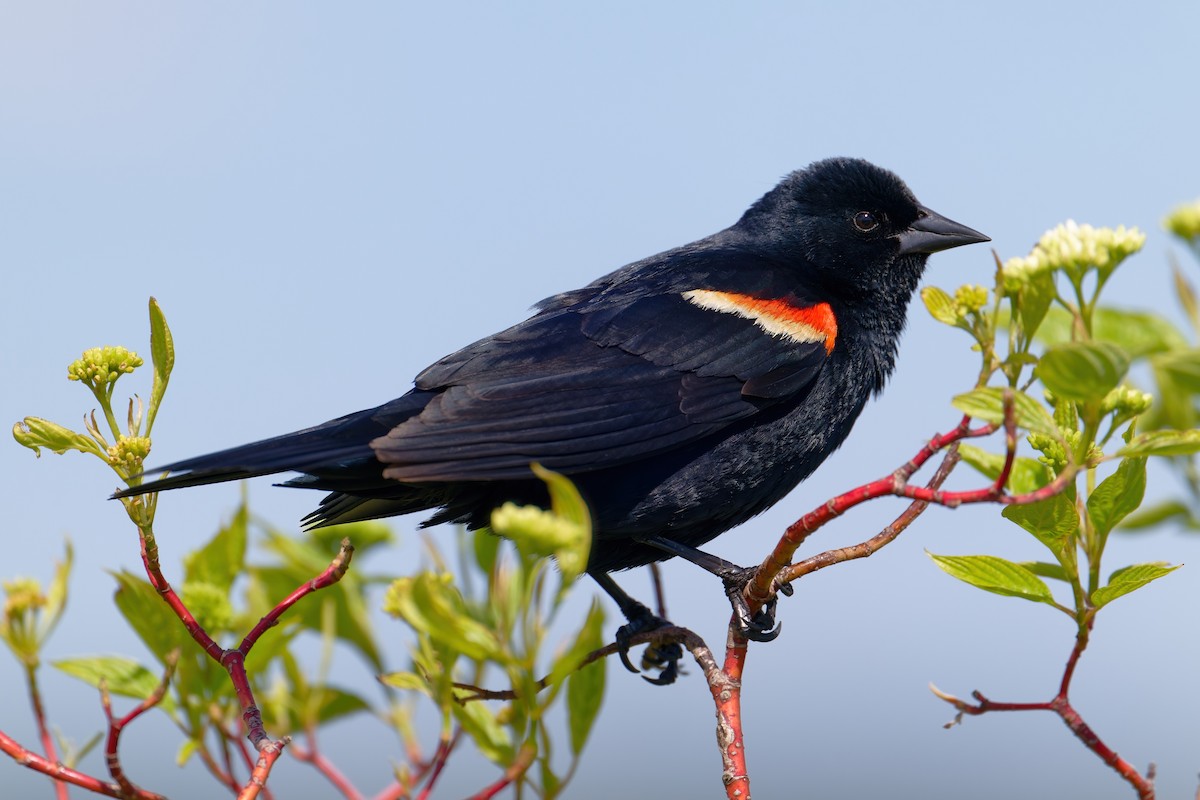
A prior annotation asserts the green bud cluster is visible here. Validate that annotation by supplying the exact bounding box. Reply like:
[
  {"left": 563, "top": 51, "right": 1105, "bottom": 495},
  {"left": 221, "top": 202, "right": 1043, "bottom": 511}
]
[
  {"left": 107, "top": 436, "right": 151, "bottom": 474},
  {"left": 1003, "top": 220, "right": 1145, "bottom": 287},
  {"left": 1164, "top": 199, "right": 1200, "bottom": 243},
  {"left": 1101, "top": 386, "right": 1153, "bottom": 417},
  {"left": 180, "top": 581, "right": 234, "bottom": 633},
  {"left": 67, "top": 346, "right": 143, "bottom": 391},
  {"left": 954, "top": 284, "right": 989, "bottom": 316},
  {"left": 1028, "top": 430, "right": 1076, "bottom": 473}
]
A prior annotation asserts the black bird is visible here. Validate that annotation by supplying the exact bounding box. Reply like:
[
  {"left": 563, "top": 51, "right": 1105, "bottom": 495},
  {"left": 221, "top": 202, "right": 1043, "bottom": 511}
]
[{"left": 117, "top": 158, "right": 987, "bottom": 682}]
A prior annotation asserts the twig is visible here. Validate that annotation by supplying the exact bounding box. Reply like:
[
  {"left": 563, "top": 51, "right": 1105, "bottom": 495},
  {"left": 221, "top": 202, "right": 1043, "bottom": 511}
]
[
  {"left": 931, "top": 629, "right": 1155, "bottom": 800},
  {"left": 101, "top": 650, "right": 179, "bottom": 798},
  {"left": 464, "top": 744, "right": 537, "bottom": 800},
  {"left": 23, "top": 663, "right": 68, "bottom": 800},
  {"left": 291, "top": 730, "right": 365, "bottom": 800},
  {"left": 0, "top": 727, "right": 165, "bottom": 800}
]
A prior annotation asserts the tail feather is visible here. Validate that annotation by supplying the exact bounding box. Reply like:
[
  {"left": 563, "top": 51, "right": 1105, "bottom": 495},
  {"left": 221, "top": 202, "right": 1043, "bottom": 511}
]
[{"left": 113, "top": 393, "right": 430, "bottom": 499}]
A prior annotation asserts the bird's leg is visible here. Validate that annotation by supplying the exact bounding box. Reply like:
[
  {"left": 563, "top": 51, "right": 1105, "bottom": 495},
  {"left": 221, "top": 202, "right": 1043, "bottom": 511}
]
[
  {"left": 589, "top": 571, "right": 683, "bottom": 686},
  {"left": 634, "top": 535, "right": 793, "bottom": 643}
]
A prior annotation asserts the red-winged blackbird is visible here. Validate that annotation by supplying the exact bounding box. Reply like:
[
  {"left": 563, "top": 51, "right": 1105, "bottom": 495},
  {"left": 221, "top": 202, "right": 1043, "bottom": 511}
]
[{"left": 117, "top": 158, "right": 987, "bottom": 682}]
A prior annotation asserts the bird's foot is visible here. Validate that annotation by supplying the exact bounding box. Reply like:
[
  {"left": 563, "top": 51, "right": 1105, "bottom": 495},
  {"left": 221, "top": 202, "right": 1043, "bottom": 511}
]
[
  {"left": 720, "top": 566, "right": 794, "bottom": 643},
  {"left": 614, "top": 605, "right": 685, "bottom": 686}
]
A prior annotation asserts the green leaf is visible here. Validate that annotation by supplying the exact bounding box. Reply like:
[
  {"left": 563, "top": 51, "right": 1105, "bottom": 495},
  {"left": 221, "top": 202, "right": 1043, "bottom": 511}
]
[
  {"left": 249, "top": 564, "right": 382, "bottom": 672},
  {"left": 1016, "top": 270, "right": 1056, "bottom": 339},
  {"left": 1035, "top": 307, "right": 1189, "bottom": 358},
  {"left": 1001, "top": 493, "right": 1078, "bottom": 558},
  {"left": 1119, "top": 499, "right": 1200, "bottom": 531},
  {"left": 309, "top": 685, "right": 371, "bottom": 725},
  {"left": 957, "top": 444, "right": 1053, "bottom": 494},
  {"left": 12, "top": 417, "right": 106, "bottom": 459},
  {"left": 183, "top": 501, "right": 248, "bottom": 591},
  {"left": 379, "top": 670, "right": 430, "bottom": 694},
  {"left": 565, "top": 600, "right": 607, "bottom": 756},
  {"left": 473, "top": 528, "right": 501, "bottom": 577},
  {"left": 921, "top": 286, "right": 959, "bottom": 325},
  {"left": 1019, "top": 561, "right": 1071, "bottom": 582},
  {"left": 145, "top": 297, "right": 175, "bottom": 435},
  {"left": 1087, "top": 457, "right": 1146, "bottom": 542},
  {"left": 1036, "top": 342, "right": 1130, "bottom": 403},
  {"left": 1092, "top": 562, "right": 1179, "bottom": 608},
  {"left": 951, "top": 387, "right": 1058, "bottom": 436},
  {"left": 928, "top": 553, "right": 1056, "bottom": 605},
  {"left": 384, "top": 574, "right": 504, "bottom": 663},
  {"left": 54, "top": 655, "right": 176, "bottom": 714},
  {"left": 452, "top": 699, "right": 515, "bottom": 765},
  {"left": 110, "top": 570, "right": 187, "bottom": 663},
  {"left": 1118, "top": 429, "right": 1200, "bottom": 457},
  {"left": 176, "top": 738, "right": 200, "bottom": 767},
  {"left": 1155, "top": 349, "right": 1200, "bottom": 393}
]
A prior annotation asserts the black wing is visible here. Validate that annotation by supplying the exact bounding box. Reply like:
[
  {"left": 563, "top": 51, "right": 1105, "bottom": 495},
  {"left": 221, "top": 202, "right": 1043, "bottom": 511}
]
[{"left": 370, "top": 290, "right": 832, "bottom": 482}]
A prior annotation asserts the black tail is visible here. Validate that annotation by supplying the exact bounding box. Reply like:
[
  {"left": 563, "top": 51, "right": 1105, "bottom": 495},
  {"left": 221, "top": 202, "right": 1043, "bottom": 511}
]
[{"left": 113, "top": 392, "right": 430, "bottom": 499}]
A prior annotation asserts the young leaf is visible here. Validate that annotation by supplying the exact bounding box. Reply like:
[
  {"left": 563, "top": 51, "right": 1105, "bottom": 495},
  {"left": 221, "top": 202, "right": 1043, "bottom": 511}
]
[
  {"left": 1035, "top": 307, "right": 1188, "bottom": 357},
  {"left": 145, "top": 297, "right": 175, "bottom": 435},
  {"left": 1086, "top": 457, "right": 1147, "bottom": 541},
  {"left": 1016, "top": 270, "right": 1056, "bottom": 338},
  {"left": 1118, "top": 429, "right": 1200, "bottom": 457},
  {"left": 1091, "top": 562, "right": 1179, "bottom": 608},
  {"left": 12, "top": 417, "right": 106, "bottom": 459},
  {"left": 1019, "top": 561, "right": 1071, "bottom": 582},
  {"left": 921, "top": 286, "right": 959, "bottom": 325},
  {"left": 379, "top": 671, "right": 430, "bottom": 694},
  {"left": 183, "top": 500, "right": 248, "bottom": 591},
  {"left": 1001, "top": 492, "right": 1078, "bottom": 559},
  {"left": 957, "top": 444, "right": 1053, "bottom": 494},
  {"left": 951, "top": 387, "right": 1058, "bottom": 436},
  {"left": 110, "top": 570, "right": 187, "bottom": 663},
  {"left": 565, "top": 600, "right": 607, "bottom": 756},
  {"left": 53, "top": 655, "right": 176, "bottom": 713},
  {"left": 927, "top": 553, "right": 1056, "bottom": 605},
  {"left": 1118, "top": 499, "right": 1200, "bottom": 531},
  {"left": 1036, "top": 342, "right": 1130, "bottom": 403},
  {"left": 1155, "top": 349, "right": 1200, "bottom": 393},
  {"left": 452, "top": 699, "right": 516, "bottom": 765}
]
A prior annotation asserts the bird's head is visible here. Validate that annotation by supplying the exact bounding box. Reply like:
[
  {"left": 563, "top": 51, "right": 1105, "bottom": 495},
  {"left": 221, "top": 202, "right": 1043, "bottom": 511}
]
[{"left": 735, "top": 157, "right": 989, "bottom": 299}]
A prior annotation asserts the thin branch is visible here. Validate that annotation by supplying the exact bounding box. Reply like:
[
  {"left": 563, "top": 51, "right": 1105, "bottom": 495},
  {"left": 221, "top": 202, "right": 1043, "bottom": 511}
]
[
  {"left": 291, "top": 731, "right": 365, "bottom": 800},
  {"left": 101, "top": 650, "right": 178, "bottom": 798},
  {"left": 23, "top": 663, "right": 68, "bottom": 800},
  {"left": 464, "top": 744, "right": 537, "bottom": 800},
  {"left": 931, "top": 629, "right": 1154, "bottom": 799},
  {"left": 0, "top": 727, "right": 164, "bottom": 800}
]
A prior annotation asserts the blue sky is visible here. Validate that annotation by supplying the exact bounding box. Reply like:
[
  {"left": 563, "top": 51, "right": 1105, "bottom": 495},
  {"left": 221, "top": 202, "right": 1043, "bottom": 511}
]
[{"left": 4, "top": 3, "right": 1200, "bottom": 798}]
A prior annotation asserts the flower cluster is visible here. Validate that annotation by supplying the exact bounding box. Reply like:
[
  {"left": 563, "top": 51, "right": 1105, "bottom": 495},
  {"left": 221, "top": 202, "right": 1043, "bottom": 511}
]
[
  {"left": 1003, "top": 220, "right": 1146, "bottom": 288},
  {"left": 1164, "top": 199, "right": 1200, "bottom": 243},
  {"left": 67, "top": 346, "right": 143, "bottom": 393},
  {"left": 954, "top": 284, "right": 989, "bottom": 316},
  {"left": 106, "top": 436, "right": 151, "bottom": 475}
]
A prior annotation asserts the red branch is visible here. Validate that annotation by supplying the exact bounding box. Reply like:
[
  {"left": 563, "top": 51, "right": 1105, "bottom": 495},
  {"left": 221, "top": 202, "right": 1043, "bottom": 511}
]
[
  {"left": 933, "top": 632, "right": 1154, "bottom": 799},
  {"left": 290, "top": 732, "right": 365, "bottom": 800},
  {"left": 101, "top": 651, "right": 178, "bottom": 799},
  {"left": 136, "top": 529, "right": 353, "bottom": 749},
  {"left": 0, "top": 727, "right": 164, "bottom": 800},
  {"left": 23, "top": 664, "right": 68, "bottom": 800}
]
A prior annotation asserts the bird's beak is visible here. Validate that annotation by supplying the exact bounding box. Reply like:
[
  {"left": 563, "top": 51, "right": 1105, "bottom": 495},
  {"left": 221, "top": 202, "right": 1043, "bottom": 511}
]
[{"left": 896, "top": 205, "right": 990, "bottom": 255}]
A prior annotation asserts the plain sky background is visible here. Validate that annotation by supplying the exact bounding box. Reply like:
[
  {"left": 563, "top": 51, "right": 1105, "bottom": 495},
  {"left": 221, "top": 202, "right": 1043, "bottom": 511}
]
[{"left": 4, "top": 3, "right": 1200, "bottom": 798}]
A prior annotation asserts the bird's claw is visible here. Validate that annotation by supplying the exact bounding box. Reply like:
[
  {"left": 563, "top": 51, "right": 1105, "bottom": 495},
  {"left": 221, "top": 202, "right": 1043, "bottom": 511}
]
[
  {"left": 722, "top": 568, "right": 792, "bottom": 642},
  {"left": 614, "top": 609, "right": 684, "bottom": 686}
]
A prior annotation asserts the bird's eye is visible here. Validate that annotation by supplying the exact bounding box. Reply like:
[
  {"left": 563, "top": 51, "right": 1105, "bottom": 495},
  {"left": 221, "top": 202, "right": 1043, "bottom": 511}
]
[{"left": 852, "top": 211, "right": 880, "bottom": 233}]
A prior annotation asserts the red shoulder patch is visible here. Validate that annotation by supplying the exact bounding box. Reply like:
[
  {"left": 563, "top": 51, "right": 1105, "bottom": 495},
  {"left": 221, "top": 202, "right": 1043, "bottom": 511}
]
[{"left": 682, "top": 290, "right": 838, "bottom": 354}]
